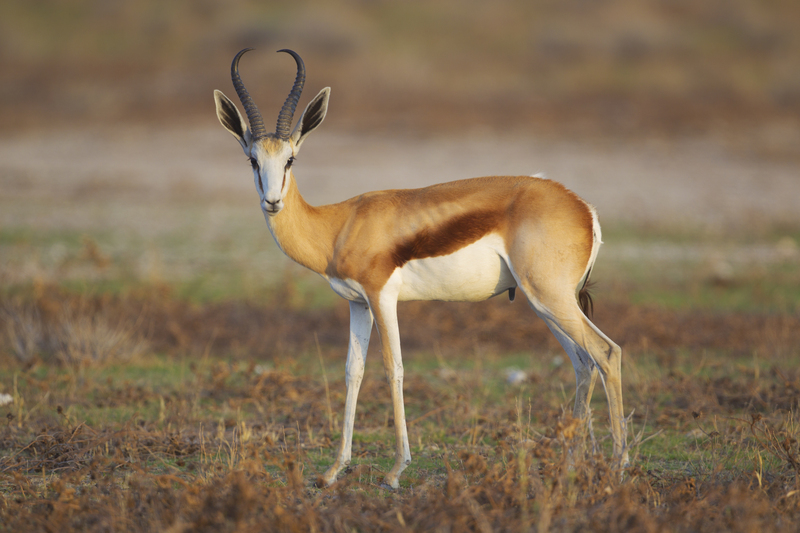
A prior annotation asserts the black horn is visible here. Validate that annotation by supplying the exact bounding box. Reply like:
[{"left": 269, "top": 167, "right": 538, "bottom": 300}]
[
  {"left": 231, "top": 48, "right": 268, "bottom": 141},
  {"left": 275, "top": 49, "right": 306, "bottom": 140}
]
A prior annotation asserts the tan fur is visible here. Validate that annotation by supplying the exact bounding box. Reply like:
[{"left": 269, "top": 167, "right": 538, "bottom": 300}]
[{"left": 268, "top": 174, "right": 594, "bottom": 296}]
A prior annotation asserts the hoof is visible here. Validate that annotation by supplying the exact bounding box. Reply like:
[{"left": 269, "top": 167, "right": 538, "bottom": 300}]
[{"left": 380, "top": 474, "right": 400, "bottom": 490}]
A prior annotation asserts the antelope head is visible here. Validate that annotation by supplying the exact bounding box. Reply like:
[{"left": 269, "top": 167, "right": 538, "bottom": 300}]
[{"left": 214, "top": 48, "right": 330, "bottom": 216}]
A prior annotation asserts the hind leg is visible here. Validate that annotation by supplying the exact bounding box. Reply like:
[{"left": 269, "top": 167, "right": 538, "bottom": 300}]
[
  {"left": 518, "top": 280, "right": 627, "bottom": 464},
  {"left": 574, "top": 358, "right": 599, "bottom": 422}
]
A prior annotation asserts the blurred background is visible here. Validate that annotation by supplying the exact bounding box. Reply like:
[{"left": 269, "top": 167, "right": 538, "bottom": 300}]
[
  {"left": 2, "top": 0, "right": 799, "bottom": 146},
  {"left": 1, "top": 0, "right": 799, "bottom": 306}
]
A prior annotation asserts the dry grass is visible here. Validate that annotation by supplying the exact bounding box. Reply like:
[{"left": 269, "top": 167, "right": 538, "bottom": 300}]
[{"left": 1, "top": 288, "right": 800, "bottom": 531}]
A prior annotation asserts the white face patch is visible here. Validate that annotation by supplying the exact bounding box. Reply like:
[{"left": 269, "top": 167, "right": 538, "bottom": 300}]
[{"left": 250, "top": 140, "right": 294, "bottom": 216}]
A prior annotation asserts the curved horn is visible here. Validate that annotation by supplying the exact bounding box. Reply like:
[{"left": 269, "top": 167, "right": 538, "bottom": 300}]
[
  {"left": 231, "top": 48, "right": 268, "bottom": 141},
  {"left": 275, "top": 49, "right": 306, "bottom": 140}
]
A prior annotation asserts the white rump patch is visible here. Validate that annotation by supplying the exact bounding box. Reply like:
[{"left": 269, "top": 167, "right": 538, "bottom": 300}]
[{"left": 579, "top": 202, "right": 603, "bottom": 286}]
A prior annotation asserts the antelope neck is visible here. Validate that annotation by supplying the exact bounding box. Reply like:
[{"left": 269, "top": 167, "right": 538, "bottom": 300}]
[{"left": 265, "top": 176, "right": 342, "bottom": 276}]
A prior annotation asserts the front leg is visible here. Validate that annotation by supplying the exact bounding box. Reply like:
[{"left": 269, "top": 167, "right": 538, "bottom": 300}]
[
  {"left": 371, "top": 291, "right": 411, "bottom": 489},
  {"left": 320, "top": 300, "right": 373, "bottom": 486}
]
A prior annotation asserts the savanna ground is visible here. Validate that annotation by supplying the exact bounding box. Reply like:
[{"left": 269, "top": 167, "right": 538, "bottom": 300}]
[{"left": 2, "top": 1, "right": 800, "bottom": 531}]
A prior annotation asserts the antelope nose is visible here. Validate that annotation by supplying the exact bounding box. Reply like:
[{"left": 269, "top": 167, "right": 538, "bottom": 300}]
[{"left": 263, "top": 198, "right": 281, "bottom": 214}]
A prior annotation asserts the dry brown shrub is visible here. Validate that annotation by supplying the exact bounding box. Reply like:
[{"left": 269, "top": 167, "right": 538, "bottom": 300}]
[
  {"left": 3, "top": 287, "right": 799, "bottom": 368},
  {"left": 2, "top": 290, "right": 148, "bottom": 366}
]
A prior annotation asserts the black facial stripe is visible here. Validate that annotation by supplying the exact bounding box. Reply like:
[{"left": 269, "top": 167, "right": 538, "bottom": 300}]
[
  {"left": 281, "top": 156, "right": 294, "bottom": 190},
  {"left": 248, "top": 157, "right": 264, "bottom": 195}
]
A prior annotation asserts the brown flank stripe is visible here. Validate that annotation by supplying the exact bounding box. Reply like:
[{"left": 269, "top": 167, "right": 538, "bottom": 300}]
[{"left": 391, "top": 209, "right": 502, "bottom": 268}]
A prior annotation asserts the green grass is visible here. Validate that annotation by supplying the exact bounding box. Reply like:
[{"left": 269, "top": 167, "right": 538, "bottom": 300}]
[{"left": 2, "top": 345, "right": 787, "bottom": 477}]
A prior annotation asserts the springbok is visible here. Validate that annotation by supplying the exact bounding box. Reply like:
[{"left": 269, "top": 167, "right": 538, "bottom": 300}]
[{"left": 214, "top": 48, "right": 628, "bottom": 489}]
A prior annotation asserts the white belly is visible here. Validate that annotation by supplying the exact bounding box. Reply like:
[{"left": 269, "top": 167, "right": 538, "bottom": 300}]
[{"left": 395, "top": 234, "right": 516, "bottom": 302}]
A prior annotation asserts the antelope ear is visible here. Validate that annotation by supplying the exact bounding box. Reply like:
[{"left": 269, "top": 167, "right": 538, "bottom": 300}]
[
  {"left": 291, "top": 87, "right": 330, "bottom": 150},
  {"left": 214, "top": 90, "right": 251, "bottom": 150}
]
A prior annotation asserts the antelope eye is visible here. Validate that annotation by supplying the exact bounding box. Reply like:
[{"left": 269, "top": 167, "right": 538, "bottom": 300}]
[
  {"left": 249, "top": 157, "right": 258, "bottom": 169},
  {"left": 286, "top": 156, "right": 296, "bottom": 169}
]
